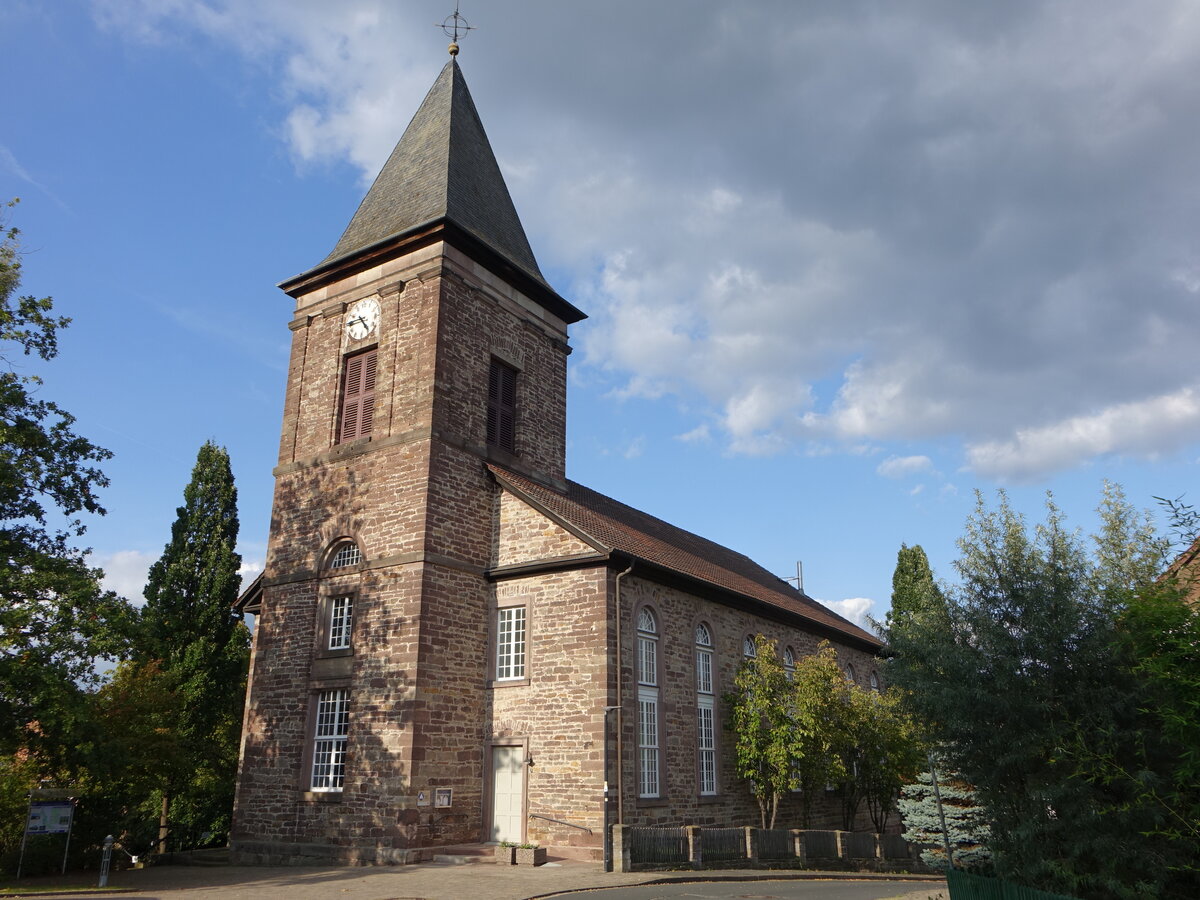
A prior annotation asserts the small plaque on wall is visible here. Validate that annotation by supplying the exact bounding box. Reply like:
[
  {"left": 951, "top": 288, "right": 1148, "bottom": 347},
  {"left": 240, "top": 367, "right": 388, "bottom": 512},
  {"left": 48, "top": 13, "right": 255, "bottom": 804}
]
[
  {"left": 434, "top": 788, "right": 452, "bottom": 808},
  {"left": 416, "top": 791, "right": 429, "bottom": 807}
]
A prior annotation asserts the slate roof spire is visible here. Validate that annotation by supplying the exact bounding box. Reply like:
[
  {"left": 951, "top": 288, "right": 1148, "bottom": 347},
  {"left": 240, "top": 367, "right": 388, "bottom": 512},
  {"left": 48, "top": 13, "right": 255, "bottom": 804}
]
[{"left": 321, "top": 58, "right": 550, "bottom": 291}]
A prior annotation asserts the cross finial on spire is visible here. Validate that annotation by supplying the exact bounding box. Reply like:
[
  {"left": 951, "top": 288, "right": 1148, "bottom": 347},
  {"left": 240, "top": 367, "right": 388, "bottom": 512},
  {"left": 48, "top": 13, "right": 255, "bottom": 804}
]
[{"left": 439, "top": 3, "right": 474, "bottom": 57}]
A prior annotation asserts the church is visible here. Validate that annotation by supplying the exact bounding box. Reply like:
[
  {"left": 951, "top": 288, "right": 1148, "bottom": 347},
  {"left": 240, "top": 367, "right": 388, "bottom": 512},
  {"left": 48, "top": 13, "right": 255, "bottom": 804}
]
[{"left": 230, "top": 47, "right": 882, "bottom": 866}]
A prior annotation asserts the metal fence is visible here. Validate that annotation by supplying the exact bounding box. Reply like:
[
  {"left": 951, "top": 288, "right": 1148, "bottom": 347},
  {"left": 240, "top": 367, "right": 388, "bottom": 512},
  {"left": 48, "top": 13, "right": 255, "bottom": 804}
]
[
  {"left": 628, "top": 826, "right": 688, "bottom": 867},
  {"left": 699, "top": 827, "right": 744, "bottom": 863},
  {"left": 757, "top": 828, "right": 792, "bottom": 860},
  {"left": 947, "top": 868, "right": 1080, "bottom": 900}
]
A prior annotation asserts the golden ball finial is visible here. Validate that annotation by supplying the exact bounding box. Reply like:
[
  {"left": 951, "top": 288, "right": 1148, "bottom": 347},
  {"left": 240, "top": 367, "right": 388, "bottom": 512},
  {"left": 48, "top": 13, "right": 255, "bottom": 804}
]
[{"left": 448, "top": 41, "right": 459, "bottom": 56}]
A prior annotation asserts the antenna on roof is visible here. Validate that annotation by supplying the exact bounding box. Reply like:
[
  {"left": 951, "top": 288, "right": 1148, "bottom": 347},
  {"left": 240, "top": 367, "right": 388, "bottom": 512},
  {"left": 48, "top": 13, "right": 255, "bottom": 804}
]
[
  {"left": 783, "top": 560, "right": 804, "bottom": 593},
  {"left": 439, "top": 2, "right": 475, "bottom": 57}
]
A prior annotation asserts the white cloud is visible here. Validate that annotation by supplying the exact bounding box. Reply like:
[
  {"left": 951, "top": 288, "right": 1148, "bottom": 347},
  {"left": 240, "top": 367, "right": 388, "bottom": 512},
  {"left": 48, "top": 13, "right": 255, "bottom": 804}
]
[
  {"left": 94, "top": 0, "right": 1200, "bottom": 480},
  {"left": 876, "top": 455, "right": 934, "bottom": 479},
  {"left": 96, "top": 550, "right": 156, "bottom": 602},
  {"left": 819, "top": 597, "right": 875, "bottom": 631},
  {"left": 967, "top": 386, "right": 1200, "bottom": 480}
]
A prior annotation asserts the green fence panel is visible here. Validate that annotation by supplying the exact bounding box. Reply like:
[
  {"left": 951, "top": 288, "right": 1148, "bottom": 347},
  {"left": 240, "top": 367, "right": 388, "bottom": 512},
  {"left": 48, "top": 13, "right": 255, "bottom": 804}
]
[{"left": 947, "top": 868, "right": 1080, "bottom": 900}]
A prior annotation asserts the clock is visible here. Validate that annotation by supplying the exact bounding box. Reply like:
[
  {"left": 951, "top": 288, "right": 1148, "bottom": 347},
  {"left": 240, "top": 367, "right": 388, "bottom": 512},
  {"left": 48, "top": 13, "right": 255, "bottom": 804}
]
[{"left": 345, "top": 297, "right": 380, "bottom": 341}]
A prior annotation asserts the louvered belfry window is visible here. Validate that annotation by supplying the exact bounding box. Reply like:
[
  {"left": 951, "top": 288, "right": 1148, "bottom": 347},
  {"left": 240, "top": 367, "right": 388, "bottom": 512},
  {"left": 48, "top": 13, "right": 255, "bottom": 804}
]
[
  {"left": 339, "top": 348, "right": 377, "bottom": 443},
  {"left": 487, "top": 359, "right": 517, "bottom": 453}
]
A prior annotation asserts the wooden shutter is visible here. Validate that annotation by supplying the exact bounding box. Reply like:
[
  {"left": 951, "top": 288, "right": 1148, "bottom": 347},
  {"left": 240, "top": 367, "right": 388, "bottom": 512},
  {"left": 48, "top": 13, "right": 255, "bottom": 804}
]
[
  {"left": 487, "top": 359, "right": 516, "bottom": 453},
  {"left": 339, "top": 348, "right": 377, "bottom": 443}
]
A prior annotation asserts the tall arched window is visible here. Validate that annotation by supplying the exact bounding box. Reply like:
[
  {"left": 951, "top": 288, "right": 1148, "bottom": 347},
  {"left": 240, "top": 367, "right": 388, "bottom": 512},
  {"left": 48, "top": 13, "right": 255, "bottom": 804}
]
[
  {"left": 637, "top": 608, "right": 660, "bottom": 798},
  {"left": 869, "top": 670, "right": 880, "bottom": 692},
  {"left": 845, "top": 663, "right": 857, "bottom": 684},
  {"left": 783, "top": 646, "right": 796, "bottom": 680},
  {"left": 695, "top": 623, "right": 716, "bottom": 795}
]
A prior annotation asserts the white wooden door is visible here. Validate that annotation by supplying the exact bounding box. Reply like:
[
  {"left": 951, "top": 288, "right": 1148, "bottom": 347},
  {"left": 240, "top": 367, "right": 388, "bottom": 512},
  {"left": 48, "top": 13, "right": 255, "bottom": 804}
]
[{"left": 491, "top": 745, "right": 525, "bottom": 843}]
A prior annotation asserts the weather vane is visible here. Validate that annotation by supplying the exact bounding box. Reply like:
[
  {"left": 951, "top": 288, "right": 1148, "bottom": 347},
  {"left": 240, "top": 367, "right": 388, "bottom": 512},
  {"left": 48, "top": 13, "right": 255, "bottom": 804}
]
[{"left": 439, "top": 3, "right": 474, "bottom": 57}]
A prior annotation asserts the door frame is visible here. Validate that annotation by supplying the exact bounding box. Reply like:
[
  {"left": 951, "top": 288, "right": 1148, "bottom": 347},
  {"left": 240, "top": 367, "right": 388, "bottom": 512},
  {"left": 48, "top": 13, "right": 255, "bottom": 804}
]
[{"left": 483, "top": 737, "right": 529, "bottom": 844}]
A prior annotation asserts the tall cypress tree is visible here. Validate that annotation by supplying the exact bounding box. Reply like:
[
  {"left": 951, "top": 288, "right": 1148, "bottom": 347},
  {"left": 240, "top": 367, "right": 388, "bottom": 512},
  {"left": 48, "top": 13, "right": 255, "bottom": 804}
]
[
  {"left": 138, "top": 441, "right": 250, "bottom": 850},
  {"left": 886, "top": 543, "right": 944, "bottom": 629}
]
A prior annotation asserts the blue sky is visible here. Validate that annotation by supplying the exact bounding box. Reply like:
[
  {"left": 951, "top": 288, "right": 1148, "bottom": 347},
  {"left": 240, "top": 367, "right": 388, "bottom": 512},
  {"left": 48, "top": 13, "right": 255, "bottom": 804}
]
[{"left": 4, "top": 1, "right": 1199, "bottom": 631}]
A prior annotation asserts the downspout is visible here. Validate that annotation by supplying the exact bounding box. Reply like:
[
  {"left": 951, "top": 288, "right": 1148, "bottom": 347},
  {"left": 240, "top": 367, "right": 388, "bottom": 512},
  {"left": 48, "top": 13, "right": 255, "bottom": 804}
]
[{"left": 613, "top": 562, "right": 634, "bottom": 828}]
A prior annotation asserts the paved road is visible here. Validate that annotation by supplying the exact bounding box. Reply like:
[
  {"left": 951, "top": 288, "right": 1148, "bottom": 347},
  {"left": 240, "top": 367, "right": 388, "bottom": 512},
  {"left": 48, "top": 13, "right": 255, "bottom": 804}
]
[
  {"left": 557, "top": 881, "right": 943, "bottom": 900},
  {"left": 6, "top": 862, "right": 945, "bottom": 900}
]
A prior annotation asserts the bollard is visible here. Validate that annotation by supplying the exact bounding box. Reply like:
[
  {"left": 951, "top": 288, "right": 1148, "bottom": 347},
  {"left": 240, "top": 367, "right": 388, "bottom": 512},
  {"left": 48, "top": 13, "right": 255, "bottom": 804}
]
[{"left": 98, "top": 835, "right": 113, "bottom": 888}]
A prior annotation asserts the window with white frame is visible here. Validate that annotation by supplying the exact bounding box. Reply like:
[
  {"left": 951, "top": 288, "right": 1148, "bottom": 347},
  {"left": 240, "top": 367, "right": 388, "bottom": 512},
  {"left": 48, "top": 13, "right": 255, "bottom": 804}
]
[
  {"left": 310, "top": 689, "right": 350, "bottom": 791},
  {"left": 869, "top": 670, "right": 880, "bottom": 692},
  {"left": 495, "top": 606, "right": 527, "bottom": 680},
  {"left": 845, "top": 663, "right": 857, "bottom": 684},
  {"left": 743, "top": 635, "right": 757, "bottom": 659},
  {"left": 328, "top": 595, "right": 353, "bottom": 650},
  {"left": 329, "top": 540, "right": 362, "bottom": 569},
  {"left": 695, "top": 623, "right": 716, "bottom": 795},
  {"left": 783, "top": 645, "right": 796, "bottom": 680},
  {"left": 637, "top": 607, "right": 660, "bottom": 797}
]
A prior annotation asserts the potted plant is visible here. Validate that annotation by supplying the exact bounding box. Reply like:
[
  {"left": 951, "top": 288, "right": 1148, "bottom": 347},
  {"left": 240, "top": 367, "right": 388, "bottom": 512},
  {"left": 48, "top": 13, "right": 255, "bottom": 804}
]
[
  {"left": 494, "top": 841, "right": 516, "bottom": 865},
  {"left": 514, "top": 842, "right": 547, "bottom": 866}
]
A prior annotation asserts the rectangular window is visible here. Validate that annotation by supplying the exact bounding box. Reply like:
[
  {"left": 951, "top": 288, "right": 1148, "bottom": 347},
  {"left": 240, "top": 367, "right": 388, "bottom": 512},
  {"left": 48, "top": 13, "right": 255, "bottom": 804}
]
[
  {"left": 696, "top": 647, "right": 712, "bottom": 695},
  {"left": 487, "top": 359, "right": 517, "bottom": 452},
  {"left": 328, "top": 596, "right": 353, "bottom": 650},
  {"left": 310, "top": 689, "right": 350, "bottom": 791},
  {"left": 339, "top": 348, "right": 377, "bottom": 443},
  {"left": 697, "top": 701, "right": 716, "bottom": 795},
  {"left": 638, "top": 687, "right": 659, "bottom": 798},
  {"left": 638, "top": 636, "right": 658, "bottom": 687},
  {"left": 495, "top": 606, "right": 527, "bottom": 680}
]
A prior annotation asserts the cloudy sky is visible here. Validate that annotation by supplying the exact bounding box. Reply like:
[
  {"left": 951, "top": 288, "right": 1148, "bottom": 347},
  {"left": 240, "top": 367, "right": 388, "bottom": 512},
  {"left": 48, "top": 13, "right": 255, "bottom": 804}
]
[{"left": 5, "top": 1, "right": 1199, "bottom": 628}]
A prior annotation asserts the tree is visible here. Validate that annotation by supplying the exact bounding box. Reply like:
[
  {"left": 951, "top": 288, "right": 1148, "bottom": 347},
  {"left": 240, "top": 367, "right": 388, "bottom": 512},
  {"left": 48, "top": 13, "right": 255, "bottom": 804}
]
[
  {"left": 136, "top": 441, "right": 250, "bottom": 850},
  {"left": 725, "top": 635, "right": 795, "bottom": 829},
  {"left": 885, "top": 486, "right": 1199, "bottom": 899},
  {"left": 0, "top": 200, "right": 131, "bottom": 761},
  {"left": 886, "top": 543, "right": 945, "bottom": 629},
  {"left": 844, "top": 687, "right": 924, "bottom": 833},
  {"left": 788, "top": 642, "right": 852, "bottom": 828},
  {"left": 899, "top": 757, "right": 991, "bottom": 870}
]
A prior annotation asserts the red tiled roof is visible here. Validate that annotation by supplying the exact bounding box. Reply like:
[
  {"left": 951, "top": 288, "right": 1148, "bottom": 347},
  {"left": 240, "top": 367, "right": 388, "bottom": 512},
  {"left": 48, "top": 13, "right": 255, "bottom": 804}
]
[{"left": 489, "top": 464, "right": 880, "bottom": 648}]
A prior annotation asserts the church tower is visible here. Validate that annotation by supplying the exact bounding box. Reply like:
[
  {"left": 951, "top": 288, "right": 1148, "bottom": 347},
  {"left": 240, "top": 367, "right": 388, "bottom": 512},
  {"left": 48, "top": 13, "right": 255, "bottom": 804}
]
[{"left": 232, "top": 53, "right": 586, "bottom": 863}]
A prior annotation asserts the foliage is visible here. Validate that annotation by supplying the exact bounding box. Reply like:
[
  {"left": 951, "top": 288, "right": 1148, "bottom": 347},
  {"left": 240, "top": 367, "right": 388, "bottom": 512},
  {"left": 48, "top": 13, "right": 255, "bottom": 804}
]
[
  {"left": 885, "top": 484, "right": 1200, "bottom": 899},
  {"left": 0, "top": 201, "right": 131, "bottom": 762},
  {"left": 842, "top": 687, "right": 924, "bottom": 833},
  {"left": 725, "top": 635, "right": 795, "bottom": 829},
  {"left": 899, "top": 757, "right": 991, "bottom": 870},
  {"left": 725, "top": 637, "right": 922, "bottom": 831},
  {"left": 886, "top": 543, "right": 945, "bottom": 629},
  {"left": 135, "top": 441, "right": 250, "bottom": 850},
  {"left": 788, "top": 642, "right": 851, "bottom": 828}
]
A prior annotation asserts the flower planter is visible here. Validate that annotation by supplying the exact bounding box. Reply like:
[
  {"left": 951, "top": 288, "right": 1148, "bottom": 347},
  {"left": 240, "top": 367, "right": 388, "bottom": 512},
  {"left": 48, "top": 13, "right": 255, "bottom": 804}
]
[
  {"left": 494, "top": 845, "right": 516, "bottom": 865},
  {"left": 515, "top": 846, "right": 547, "bottom": 866}
]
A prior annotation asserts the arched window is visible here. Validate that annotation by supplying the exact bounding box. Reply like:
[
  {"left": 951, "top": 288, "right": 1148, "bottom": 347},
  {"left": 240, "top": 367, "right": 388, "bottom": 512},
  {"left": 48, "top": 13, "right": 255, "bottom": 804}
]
[
  {"left": 783, "top": 646, "right": 796, "bottom": 680},
  {"left": 743, "top": 635, "right": 758, "bottom": 659},
  {"left": 695, "top": 623, "right": 716, "bottom": 795},
  {"left": 328, "top": 540, "right": 362, "bottom": 569},
  {"left": 845, "top": 663, "right": 857, "bottom": 684},
  {"left": 869, "top": 670, "right": 880, "bottom": 692},
  {"left": 637, "top": 608, "right": 660, "bottom": 797}
]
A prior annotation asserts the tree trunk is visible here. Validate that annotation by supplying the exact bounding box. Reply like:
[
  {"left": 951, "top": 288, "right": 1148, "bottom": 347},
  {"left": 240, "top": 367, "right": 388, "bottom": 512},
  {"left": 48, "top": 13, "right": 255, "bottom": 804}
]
[{"left": 157, "top": 793, "right": 169, "bottom": 855}]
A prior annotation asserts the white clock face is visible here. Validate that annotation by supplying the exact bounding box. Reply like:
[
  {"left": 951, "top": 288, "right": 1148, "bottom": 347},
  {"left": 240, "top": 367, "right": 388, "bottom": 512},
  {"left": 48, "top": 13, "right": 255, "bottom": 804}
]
[{"left": 345, "top": 297, "right": 380, "bottom": 341}]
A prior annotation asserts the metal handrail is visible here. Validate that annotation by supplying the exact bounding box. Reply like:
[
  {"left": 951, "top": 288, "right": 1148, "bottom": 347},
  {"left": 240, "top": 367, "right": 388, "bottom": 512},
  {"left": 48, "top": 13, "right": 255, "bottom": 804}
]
[{"left": 529, "top": 813, "right": 593, "bottom": 834}]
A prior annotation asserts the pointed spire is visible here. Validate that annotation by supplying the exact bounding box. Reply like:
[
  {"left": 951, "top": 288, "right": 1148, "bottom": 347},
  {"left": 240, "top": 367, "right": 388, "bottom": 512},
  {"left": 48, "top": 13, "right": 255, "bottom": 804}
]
[{"left": 321, "top": 59, "right": 549, "bottom": 290}]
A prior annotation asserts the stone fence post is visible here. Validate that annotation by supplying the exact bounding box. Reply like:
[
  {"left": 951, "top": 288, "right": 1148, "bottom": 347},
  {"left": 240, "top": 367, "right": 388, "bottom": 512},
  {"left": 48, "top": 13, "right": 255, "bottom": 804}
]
[
  {"left": 791, "top": 829, "right": 806, "bottom": 866},
  {"left": 685, "top": 826, "right": 702, "bottom": 869},
  {"left": 835, "top": 830, "right": 848, "bottom": 861},
  {"left": 744, "top": 826, "right": 759, "bottom": 866},
  {"left": 612, "top": 825, "right": 632, "bottom": 873}
]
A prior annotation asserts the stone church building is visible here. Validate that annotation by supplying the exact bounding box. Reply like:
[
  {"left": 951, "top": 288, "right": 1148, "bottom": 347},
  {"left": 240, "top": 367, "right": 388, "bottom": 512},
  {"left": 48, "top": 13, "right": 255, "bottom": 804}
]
[{"left": 231, "top": 53, "right": 882, "bottom": 866}]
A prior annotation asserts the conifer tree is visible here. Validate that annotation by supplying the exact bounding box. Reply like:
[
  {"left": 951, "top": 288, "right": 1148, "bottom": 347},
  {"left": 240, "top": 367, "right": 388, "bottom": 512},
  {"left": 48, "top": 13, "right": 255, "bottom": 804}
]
[{"left": 138, "top": 441, "right": 250, "bottom": 850}]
